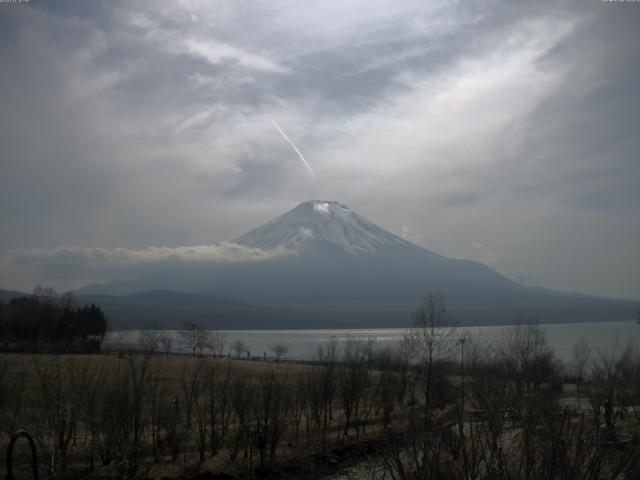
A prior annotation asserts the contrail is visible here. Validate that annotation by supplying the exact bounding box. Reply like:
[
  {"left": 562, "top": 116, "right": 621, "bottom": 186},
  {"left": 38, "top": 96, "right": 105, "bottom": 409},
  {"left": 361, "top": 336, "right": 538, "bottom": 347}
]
[{"left": 269, "top": 116, "right": 316, "bottom": 177}]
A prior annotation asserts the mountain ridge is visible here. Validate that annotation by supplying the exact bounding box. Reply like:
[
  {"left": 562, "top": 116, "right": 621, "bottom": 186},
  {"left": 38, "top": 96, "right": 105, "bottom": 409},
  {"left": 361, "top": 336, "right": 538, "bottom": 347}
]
[
  {"left": 66, "top": 200, "right": 639, "bottom": 327},
  {"left": 1, "top": 287, "right": 637, "bottom": 330}
]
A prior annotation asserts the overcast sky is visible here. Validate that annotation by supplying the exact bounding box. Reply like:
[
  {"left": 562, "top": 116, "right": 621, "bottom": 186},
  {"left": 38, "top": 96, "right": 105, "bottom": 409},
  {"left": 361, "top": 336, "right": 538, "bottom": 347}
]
[{"left": 1, "top": 0, "right": 639, "bottom": 299}]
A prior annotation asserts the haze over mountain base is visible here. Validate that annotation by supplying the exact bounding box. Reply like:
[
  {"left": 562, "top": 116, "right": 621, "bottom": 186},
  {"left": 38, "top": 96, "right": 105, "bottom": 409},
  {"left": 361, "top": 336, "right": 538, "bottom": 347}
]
[{"left": 47, "top": 201, "right": 635, "bottom": 329}]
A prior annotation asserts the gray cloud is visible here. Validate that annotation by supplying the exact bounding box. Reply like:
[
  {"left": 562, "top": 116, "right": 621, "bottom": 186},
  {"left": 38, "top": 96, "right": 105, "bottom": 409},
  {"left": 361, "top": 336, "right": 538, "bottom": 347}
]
[
  {"left": 1, "top": 0, "right": 639, "bottom": 299},
  {"left": 1, "top": 244, "right": 294, "bottom": 292}
]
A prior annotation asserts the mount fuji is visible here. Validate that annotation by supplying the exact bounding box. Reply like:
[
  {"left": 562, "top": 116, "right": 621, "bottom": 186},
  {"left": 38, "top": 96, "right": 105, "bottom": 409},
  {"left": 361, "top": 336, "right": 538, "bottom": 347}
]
[
  {"left": 75, "top": 201, "right": 637, "bottom": 328},
  {"left": 235, "top": 200, "right": 421, "bottom": 255}
]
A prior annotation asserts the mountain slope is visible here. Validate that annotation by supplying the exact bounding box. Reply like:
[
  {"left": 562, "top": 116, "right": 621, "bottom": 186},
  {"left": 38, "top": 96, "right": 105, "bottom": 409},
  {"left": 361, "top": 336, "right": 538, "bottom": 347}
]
[
  {"left": 0, "top": 289, "right": 30, "bottom": 302},
  {"left": 75, "top": 201, "right": 638, "bottom": 327},
  {"left": 75, "top": 291, "right": 332, "bottom": 330}
]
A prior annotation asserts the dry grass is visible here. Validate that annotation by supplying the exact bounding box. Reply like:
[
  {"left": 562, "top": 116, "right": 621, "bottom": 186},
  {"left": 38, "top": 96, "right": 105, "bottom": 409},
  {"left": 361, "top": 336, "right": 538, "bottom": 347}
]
[{"left": 0, "top": 352, "right": 381, "bottom": 479}]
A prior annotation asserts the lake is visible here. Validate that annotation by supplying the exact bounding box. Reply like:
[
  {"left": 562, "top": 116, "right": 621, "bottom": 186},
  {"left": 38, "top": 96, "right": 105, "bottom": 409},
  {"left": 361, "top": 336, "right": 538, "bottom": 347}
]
[{"left": 106, "top": 320, "right": 640, "bottom": 363}]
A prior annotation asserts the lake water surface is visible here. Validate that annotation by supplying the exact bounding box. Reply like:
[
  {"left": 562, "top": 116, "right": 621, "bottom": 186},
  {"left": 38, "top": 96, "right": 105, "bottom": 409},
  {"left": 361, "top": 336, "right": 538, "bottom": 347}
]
[{"left": 107, "top": 320, "right": 640, "bottom": 363}]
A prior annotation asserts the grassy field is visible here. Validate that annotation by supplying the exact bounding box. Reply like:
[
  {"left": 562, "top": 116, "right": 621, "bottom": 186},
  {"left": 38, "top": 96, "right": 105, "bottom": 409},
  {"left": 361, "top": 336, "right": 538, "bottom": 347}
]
[
  {"left": 2, "top": 325, "right": 640, "bottom": 480},
  {"left": 0, "top": 351, "right": 389, "bottom": 479}
]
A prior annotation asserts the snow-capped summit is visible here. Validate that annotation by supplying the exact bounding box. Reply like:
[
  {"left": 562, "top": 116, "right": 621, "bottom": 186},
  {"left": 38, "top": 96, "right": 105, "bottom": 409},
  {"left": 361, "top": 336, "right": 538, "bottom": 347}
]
[{"left": 234, "top": 200, "right": 413, "bottom": 255}]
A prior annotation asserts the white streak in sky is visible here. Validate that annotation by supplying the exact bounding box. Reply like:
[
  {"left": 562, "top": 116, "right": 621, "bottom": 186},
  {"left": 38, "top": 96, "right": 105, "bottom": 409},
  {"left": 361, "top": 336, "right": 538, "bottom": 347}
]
[{"left": 269, "top": 116, "right": 316, "bottom": 177}]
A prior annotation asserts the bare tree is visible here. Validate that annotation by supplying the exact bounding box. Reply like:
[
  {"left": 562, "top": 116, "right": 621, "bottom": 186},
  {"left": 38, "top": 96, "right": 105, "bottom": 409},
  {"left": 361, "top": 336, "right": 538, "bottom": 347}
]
[
  {"left": 159, "top": 332, "right": 173, "bottom": 357},
  {"left": 201, "top": 362, "right": 233, "bottom": 457},
  {"left": 126, "top": 352, "right": 152, "bottom": 470},
  {"left": 227, "top": 372, "right": 255, "bottom": 466},
  {"left": 139, "top": 330, "right": 162, "bottom": 354},
  {"left": 572, "top": 338, "right": 591, "bottom": 392},
  {"left": 269, "top": 343, "right": 289, "bottom": 361},
  {"left": 31, "top": 355, "right": 79, "bottom": 477},
  {"left": 33, "top": 285, "right": 58, "bottom": 299},
  {"left": 373, "top": 349, "right": 403, "bottom": 431},
  {"left": 252, "top": 369, "right": 291, "bottom": 464},
  {"left": 317, "top": 336, "right": 338, "bottom": 445},
  {"left": 177, "top": 358, "right": 205, "bottom": 463},
  {"left": 403, "top": 293, "right": 455, "bottom": 423},
  {"left": 338, "top": 338, "right": 369, "bottom": 437},
  {"left": 231, "top": 339, "right": 249, "bottom": 358},
  {"left": 588, "top": 342, "right": 638, "bottom": 426},
  {"left": 145, "top": 359, "right": 172, "bottom": 462},
  {"left": 500, "top": 319, "right": 558, "bottom": 396},
  {"left": 179, "top": 321, "right": 211, "bottom": 357},
  {"left": 289, "top": 373, "right": 308, "bottom": 441},
  {"left": 210, "top": 331, "right": 227, "bottom": 357}
]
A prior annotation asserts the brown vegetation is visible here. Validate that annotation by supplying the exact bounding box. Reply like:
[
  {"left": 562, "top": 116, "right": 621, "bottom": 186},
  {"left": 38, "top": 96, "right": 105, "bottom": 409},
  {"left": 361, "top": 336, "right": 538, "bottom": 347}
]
[{"left": 1, "top": 298, "right": 639, "bottom": 479}]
